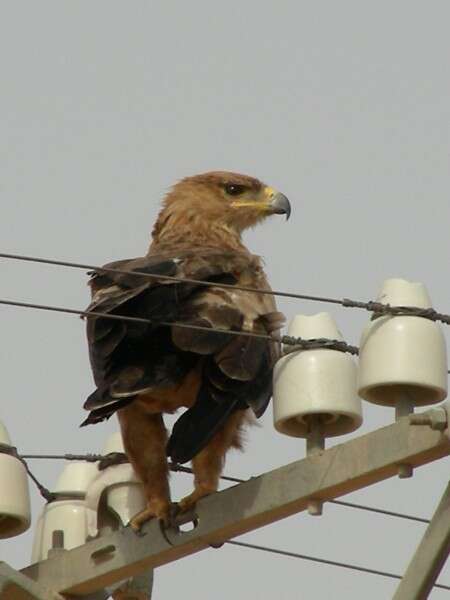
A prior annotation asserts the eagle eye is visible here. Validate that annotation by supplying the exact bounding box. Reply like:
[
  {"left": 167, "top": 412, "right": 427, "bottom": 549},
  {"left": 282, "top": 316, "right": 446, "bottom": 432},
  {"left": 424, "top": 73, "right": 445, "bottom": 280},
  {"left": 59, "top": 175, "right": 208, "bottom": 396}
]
[{"left": 224, "top": 183, "right": 246, "bottom": 196}]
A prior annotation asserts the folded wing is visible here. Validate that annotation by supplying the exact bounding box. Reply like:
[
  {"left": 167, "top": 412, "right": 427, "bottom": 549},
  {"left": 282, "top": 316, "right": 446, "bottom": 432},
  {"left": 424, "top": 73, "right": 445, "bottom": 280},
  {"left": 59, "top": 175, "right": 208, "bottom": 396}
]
[{"left": 83, "top": 248, "right": 283, "bottom": 463}]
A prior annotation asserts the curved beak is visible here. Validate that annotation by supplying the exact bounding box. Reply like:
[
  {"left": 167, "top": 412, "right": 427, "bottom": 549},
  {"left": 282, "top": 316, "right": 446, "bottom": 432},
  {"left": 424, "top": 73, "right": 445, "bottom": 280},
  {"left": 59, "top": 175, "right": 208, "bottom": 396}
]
[{"left": 269, "top": 192, "right": 291, "bottom": 220}]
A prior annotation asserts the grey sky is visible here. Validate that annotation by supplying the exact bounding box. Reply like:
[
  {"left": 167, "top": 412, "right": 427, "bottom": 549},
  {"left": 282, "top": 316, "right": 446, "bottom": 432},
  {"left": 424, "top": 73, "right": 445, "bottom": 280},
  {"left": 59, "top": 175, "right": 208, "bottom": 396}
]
[{"left": 1, "top": 1, "right": 450, "bottom": 598}]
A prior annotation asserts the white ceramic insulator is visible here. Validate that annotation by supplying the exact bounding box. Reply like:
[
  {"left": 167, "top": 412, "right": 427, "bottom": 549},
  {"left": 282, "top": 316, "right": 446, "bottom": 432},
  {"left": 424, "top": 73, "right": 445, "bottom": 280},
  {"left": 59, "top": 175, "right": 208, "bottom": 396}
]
[
  {"left": 0, "top": 421, "right": 12, "bottom": 445},
  {"left": 358, "top": 279, "right": 448, "bottom": 407},
  {"left": 102, "top": 431, "right": 125, "bottom": 455},
  {"left": 30, "top": 511, "right": 44, "bottom": 563},
  {"left": 53, "top": 461, "right": 99, "bottom": 495},
  {"left": 85, "top": 433, "right": 146, "bottom": 537},
  {"left": 0, "top": 456, "right": 31, "bottom": 539},
  {"left": 31, "top": 461, "right": 98, "bottom": 561},
  {"left": 273, "top": 313, "right": 363, "bottom": 438},
  {"left": 103, "top": 432, "right": 146, "bottom": 527},
  {"left": 52, "top": 461, "right": 97, "bottom": 496},
  {"left": 31, "top": 499, "right": 89, "bottom": 562},
  {"left": 0, "top": 420, "right": 31, "bottom": 539},
  {"left": 107, "top": 482, "right": 147, "bottom": 528},
  {"left": 86, "top": 463, "right": 145, "bottom": 537}
]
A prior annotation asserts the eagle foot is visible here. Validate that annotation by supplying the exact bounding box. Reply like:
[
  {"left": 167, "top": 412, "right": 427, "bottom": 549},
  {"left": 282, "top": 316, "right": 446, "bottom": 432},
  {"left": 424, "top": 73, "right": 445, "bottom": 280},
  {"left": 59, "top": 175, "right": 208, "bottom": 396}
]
[
  {"left": 129, "top": 501, "right": 178, "bottom": 534},
  {"left": 177, "top": 485, "right": 216, "bottom": 514}
]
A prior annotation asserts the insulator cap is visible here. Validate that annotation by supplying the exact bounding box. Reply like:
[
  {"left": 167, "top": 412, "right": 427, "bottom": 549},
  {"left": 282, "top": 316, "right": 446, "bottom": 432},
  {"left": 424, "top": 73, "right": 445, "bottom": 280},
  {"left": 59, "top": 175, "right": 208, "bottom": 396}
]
[
  {"left": 273, "top": 313, "right": 363, "bottom": 438},
  {"left": 358, "top": 279, "right": 448, "bottom": 407}
]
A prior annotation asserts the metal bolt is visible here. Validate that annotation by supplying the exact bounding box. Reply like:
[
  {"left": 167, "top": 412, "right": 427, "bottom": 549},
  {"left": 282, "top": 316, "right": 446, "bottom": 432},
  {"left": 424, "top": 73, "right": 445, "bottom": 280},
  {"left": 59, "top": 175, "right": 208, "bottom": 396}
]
[
  {"left": 395, "top": 396, "right": 415, "bottom": 478},
  {"left": 398, "top": 464, "right": 414, "bottom": 479},
  {"left": 305, "top": 416, "right": 325, "bottom": 516},
  {"left": 409, "top": 408, "right": 448, "bottom": 431},
  {"left": 308, "top": 499, "right": 323, "bottom": 516}
]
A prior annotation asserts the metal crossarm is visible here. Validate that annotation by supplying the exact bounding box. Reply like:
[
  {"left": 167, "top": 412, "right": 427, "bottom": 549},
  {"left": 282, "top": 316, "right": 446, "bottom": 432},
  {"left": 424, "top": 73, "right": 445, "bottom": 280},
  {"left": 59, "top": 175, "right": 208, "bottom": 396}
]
[
  {"left": 20, "top": 415, "right": 450, "bottom": 597},
  {"left": 0, "top": 562, "right": 65, "bottom": 600}
]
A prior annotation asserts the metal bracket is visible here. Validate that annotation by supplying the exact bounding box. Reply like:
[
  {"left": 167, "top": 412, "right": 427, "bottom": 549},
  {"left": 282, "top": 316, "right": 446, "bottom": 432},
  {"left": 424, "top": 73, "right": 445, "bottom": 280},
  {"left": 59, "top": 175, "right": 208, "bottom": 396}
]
[
  {"left": 0, "top": 562, "right": 64, "bottom": 600},
  {"left": 393, "top": 481, "right": 450, "bottom": 599},
  {"left": 21, "top": 416, "right": 450, "bottom": 596}
]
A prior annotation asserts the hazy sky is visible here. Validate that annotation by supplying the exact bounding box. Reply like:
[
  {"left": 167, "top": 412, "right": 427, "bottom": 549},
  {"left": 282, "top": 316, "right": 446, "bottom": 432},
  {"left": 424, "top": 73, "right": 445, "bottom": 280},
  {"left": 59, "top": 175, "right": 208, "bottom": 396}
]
[{"left": 1, "top": 2, "right": 450, "bottom": 598}]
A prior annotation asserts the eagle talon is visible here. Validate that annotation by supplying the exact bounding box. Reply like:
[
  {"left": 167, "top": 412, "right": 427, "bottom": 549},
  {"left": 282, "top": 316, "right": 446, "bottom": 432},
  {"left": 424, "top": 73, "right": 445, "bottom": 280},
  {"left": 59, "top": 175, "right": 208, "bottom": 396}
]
[
  {"left": 129, "top": 522, "right": 147, "bottom": 537},
  {"left": 128, "top": 501, "right": 174, "bottom": 533},
  {"left": 168, "top": 502, "right": 181, "bottom": 523},
  {"left": 177, "top": 486, "right": 216, "bottom": 514},
  {"left": 160, "top": 502, "right": 181, "bottom": 530}
]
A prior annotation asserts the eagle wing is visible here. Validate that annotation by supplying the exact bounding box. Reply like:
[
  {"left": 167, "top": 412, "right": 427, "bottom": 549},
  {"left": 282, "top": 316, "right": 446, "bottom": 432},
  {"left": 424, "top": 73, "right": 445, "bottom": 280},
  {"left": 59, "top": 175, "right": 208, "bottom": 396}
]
[{"left": 83, "top": 248, "right": 283, "bottom": 463}]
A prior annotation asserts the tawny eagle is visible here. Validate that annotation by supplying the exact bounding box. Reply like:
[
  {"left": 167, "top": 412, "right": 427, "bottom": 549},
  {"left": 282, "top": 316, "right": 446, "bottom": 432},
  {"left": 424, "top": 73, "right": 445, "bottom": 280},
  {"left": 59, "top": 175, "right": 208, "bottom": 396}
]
[{"left": 83, "top": 171, "right": 290, "bottom": 530}]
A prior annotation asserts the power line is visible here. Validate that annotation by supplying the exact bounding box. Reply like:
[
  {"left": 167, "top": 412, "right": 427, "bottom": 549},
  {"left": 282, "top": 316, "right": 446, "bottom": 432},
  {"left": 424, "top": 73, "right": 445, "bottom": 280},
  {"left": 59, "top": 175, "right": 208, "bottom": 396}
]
[
  {"left": 0, "top": 297, "right": 287, "bottom": 341},
  {"left": 21, "top": 452, "right": 431, "bottom": 523},
  {"left": 0, "top": 447, "right": 56, "bottom": 502},
  {"left": 21, "top": 453, "right": 102, "bottom": 462},
  {"left": 2, "top": 264, "right": 448, "bottom": 591},
  {"left": 20, "top": 458, "right": 55, "bottom": 502},
  {"left": 2, "top": 252, "right": 449, "bottom": 362},
  {"left": 225, "top": 540, "right": 450, "bottom": 592},
  {"left": 0, "top": 297, "right": 359, "bottom": 354},
  {"left": 19, "top": 450, "right": 446, "bottom": 590},
  {"left": 172, "top": 464, "right": 433, "bottom": 523},
  {"left": 170, "top": 461, "right": 244, "bottom": 483},
  {"left": 330, "top": 499, "right": 430, "bottom": 525},
  {"left": 5, "top": 295, "right": 448, "bottom": 369},
  {"left": 20, "top": 452, "right": 247, "bottom": 485},
  {"left": 0, "top": 251, "right": 343, "bottom": 305},
  {"left": 2, "top": 251, "right": 450, "bottom": 325},
  {"left": 21, "top": 453, "right": 446, "bottom": 591},
  {"left": 18, "top": 417, "right": 450, "bottom": 598}
]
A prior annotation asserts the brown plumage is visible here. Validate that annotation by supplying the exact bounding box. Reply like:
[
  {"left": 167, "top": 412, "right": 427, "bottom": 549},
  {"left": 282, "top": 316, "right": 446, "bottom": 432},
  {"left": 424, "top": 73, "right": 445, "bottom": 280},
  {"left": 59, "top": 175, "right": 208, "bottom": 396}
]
[{"left": 83, "top": 171, "right": 290, "bottom": 530}]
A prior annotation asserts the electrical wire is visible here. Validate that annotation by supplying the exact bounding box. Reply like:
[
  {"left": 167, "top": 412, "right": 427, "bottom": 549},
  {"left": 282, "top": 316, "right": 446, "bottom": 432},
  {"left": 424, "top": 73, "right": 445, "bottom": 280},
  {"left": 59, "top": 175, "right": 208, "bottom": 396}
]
[
  {"left": 0, "top": 297, "right": 281, "bottom": 341},
  {"left": 20, "top": 459, "right": 55, "bottom": 502},
  {"left": 330, "top": 499, "right": 430, "bottom": 525},
  {"left": 2, "top": 251, "right": 450, "bottom": 326},
  {"left": 0, "top": 297, "right": 359, "bottom": 354},
  {"left": 19, "top": 451, "right": 447, "bottom": 589},
  {"left": 225, "top": 540, "right": 450, "bottom": 591},
  {"left": 172, "top": 464, "right": 433, "bottom": 523},
  {"left": 0, "top": 251, "right": 449, "bottom": 363},
  {"left": 0, "top": 251, "right": 343, "bottom": 305},
  {"left": 21, "top": 453, "right": 101, "bottom": 462},
  {"left": 3, "top": 295, "right": 450, "bottom": 370},
  {"left": 16, "top": 451, "right": 445, "bottom": 591},
  {"left": 3, "top": 255, "right": 448, "bottom": 586},
  {"left": 2, "top": 251, "right": 450, "bottom": 361},
  {"left": 20, "top": 453, "right": 248, "bottom": 485},
  {"left": 21, "top": 452, "right": 432, "bottom": 523},
  {"left": 4, "top": 251, "right": 448, "bottom": 590}
]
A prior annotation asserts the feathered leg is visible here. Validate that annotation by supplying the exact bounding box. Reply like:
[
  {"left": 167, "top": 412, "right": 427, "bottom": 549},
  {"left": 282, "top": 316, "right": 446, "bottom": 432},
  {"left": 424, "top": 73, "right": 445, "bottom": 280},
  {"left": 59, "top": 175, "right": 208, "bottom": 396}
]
[
  {"left": 117, "top": 403, "right": 171, "bottom": 531},
  {"left": 178, "top": 410, "right": 246, "bottom": 513}
]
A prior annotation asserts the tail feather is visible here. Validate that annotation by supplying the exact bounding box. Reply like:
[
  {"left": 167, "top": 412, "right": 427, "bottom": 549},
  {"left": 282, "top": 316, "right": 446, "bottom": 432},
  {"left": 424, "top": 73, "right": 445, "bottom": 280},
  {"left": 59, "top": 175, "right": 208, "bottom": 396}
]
[
  {"left": 80, "top": 394, "right": 134, "bottom": 426},
  {"left": 166, "top": 383, "right": 243, "bottom": 464}
]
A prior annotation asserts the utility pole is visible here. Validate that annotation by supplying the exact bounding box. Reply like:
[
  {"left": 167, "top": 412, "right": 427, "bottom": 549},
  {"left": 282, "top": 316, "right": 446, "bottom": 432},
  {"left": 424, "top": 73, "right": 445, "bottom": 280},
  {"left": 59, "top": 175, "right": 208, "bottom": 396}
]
[
  {"left": 10, "top": 409, "right": 450, "bottom": 598},
  {"left": 393, "top": 480, "right": 450, "bottom": 599}
]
